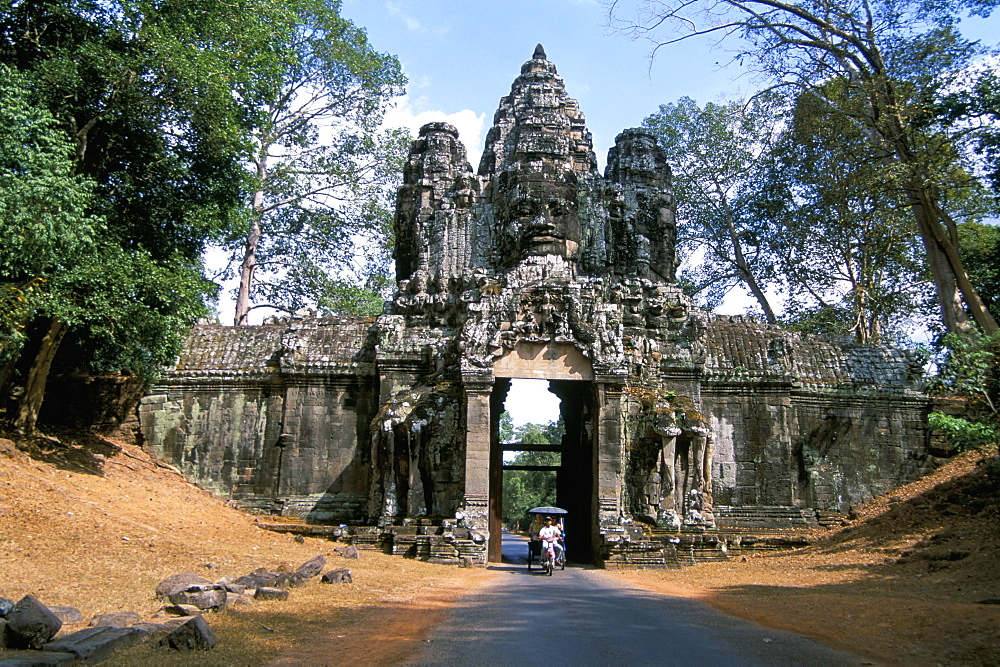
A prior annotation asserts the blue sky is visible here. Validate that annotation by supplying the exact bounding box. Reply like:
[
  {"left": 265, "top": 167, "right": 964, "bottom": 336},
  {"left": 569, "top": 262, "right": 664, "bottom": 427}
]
[
  {"left": 341, "top": 0, "right": 757, "bottom": 169},
  {"left": 342, "top": 0, "right": 998, "bottom": 170}
]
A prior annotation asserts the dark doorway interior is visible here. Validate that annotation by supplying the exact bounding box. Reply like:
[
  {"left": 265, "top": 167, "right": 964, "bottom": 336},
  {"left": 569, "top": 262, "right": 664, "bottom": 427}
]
[{"left": 550, "top": 379, "right": 595, "bottom": 563}]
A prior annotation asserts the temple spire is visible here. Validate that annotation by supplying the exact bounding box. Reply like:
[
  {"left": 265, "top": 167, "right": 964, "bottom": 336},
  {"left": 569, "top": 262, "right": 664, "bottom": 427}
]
[{"left": 533, "top": 43, "right": 547, "bottom": 60}]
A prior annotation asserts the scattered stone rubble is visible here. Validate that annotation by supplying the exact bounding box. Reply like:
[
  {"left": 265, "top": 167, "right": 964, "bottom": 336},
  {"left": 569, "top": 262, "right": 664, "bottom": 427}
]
[
  {"left": 0, "top": 554, "right": 351, "bottom": 664},
  {"left": 139, "top": 45, "right": 948, "bottom": 568}
]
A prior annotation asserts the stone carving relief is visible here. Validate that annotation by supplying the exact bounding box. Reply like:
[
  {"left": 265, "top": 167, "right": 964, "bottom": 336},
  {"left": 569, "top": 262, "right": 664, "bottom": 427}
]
[
  {"left": 368, "top": 385, "right": 464, "bottom": 523},
  {"left": 626, "top": 396, "right": 714, "bottom": 529}
]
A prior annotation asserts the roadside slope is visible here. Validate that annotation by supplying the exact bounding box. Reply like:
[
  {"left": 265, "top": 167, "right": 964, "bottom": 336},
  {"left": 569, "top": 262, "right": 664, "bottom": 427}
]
[
  {"left": 614, "top": 449, "right": 1000, "bottom": 666},
  {"left": 0, "top": 430, "right": 494, "bottom": 665}
]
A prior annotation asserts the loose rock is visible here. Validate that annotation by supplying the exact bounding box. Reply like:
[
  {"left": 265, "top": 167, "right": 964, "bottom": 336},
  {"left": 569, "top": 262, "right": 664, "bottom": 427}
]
[
  {"left": 155, "top": 572, "right": 212, "bottom": 600},
  {"left": 47, "top": 606, "right": 83, "bottom": 624},
  {"left": 321, "top": 568, "right": 353, "bottom": 584},
  {"left": 90, "top": 612, "right": 142, "bottom": 628},
  {"left": 336, "top": 544, "right": 360, "bottom": 559},
  {"left": 254, "top": 587, "right": 289, "bottom": 601},
  {"left": 157, "top": 615, "right": 218, "bottom": 651},
  {"left": 6, "top": 595, "right": 63, "bottom": 649},
  {"left": 0, "top": 597, "right": 15, "bottom": 618},
  {"left": 296, "top": 554, "right": 326, "bottom": 578},
  {"left": 223, "top": 592, "right": 255, "bottom": 608},
  {"left": 167, "top": 584, "right": 227, "bottom": 610},
  {"left": 44, "top": 626, "right": 144, "bottom": 662},
  {"left": 161, "top": 604, "right": 203, "bottom": 617}
]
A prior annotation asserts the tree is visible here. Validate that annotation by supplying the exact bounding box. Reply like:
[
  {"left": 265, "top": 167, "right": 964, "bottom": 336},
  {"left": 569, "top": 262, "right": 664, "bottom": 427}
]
[
  {"left": 957, "top": 221, "right": 1000, "bottom": 315},
  {"left": 0, "top": 63, "right": 102, "bottom": 409},
  {"left": 934, "top": 69, "right": 1000, "bottom": 200},
  {"left": 614, "top": 0, "right": 1000, "bottom": 335},
  {"left": 760, "top": 85, "right": 935, "bottom": 343},
  {"left": 1, "top": 1, "right": 252, "bottom": 260},
  {"left": 227, "top": 0, "right": 407, "bottom": 324},
  {"left": 0, "top": 1, "right": 261, "bottom": 432},
  {"left": 927, "top": 331, "right": 999, "bottom": 451},
  {"left": 643, "top": 95, "right": 784, "bottom": 321}
]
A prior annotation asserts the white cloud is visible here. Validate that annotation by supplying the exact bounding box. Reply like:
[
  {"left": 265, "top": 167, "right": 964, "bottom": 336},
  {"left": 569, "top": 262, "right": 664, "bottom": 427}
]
[
  {"left": 383, "top": 96, "right": 487, "bottom": 168},
  {"left": 385, "top": 2, "right": 450, "bottom": 36}
]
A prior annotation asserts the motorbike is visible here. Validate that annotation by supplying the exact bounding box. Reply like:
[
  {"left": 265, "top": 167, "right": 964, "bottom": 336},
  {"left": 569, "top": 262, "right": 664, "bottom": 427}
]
[{"left": 526, "top": 506, "right": 567, "bottom": 574}]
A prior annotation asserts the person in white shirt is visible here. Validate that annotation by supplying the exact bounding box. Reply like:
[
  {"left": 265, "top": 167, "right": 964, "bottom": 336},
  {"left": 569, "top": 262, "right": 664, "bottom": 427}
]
[{"left": 537, "top": 516, "right": 563, "bottom": 564}]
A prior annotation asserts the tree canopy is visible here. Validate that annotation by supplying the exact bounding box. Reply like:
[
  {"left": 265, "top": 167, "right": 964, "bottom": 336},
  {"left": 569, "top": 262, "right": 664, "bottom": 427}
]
[
  {"left": 0, "top": 0, "right": 405, "bottom": 431},
  {"left": 643, "top": 94, "right": 783, "bottom": 322},
  {"left": 227, "top": 0, "right": 407, "bottom": 324},
  {"left": 614, "top": 0, "right": 1000, "bottom": 336}
]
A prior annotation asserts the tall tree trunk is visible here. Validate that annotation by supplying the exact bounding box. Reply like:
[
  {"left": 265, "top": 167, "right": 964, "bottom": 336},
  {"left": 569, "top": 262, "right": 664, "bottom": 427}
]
[
  {"left": 234, "top": 214, "right": 261, "bottom": 326},
  {"left": 234, "top": 146, "right": 270, "bottom": 326},
  {"left": 726, "top": 215, "right": 777, "bottom": 324},
  {"left": 14, "top": 317, "right": 66, "bottom": 435},
  {"left": 908, "top": 184, "right": 999, "bottom": 336},
  {"left": 879, "top": 102, "right": 999, "bottom": 335}
]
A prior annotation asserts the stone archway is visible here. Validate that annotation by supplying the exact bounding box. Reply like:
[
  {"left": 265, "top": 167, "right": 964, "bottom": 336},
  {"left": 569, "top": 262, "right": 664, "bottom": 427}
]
[{"left": 462, "top": 341, "right": 607, "bottom": 563}]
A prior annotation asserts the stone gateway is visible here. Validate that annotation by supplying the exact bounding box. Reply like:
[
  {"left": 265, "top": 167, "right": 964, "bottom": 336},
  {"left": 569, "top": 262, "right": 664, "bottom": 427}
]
[{"left": 140, "top": 47, "right": 937, "bottom": 566}]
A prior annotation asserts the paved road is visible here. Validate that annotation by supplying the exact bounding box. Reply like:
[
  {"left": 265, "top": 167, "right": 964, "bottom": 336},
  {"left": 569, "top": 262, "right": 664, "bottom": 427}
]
[{"left": 405, "top": 532, "right": 866, "bottom": 666}]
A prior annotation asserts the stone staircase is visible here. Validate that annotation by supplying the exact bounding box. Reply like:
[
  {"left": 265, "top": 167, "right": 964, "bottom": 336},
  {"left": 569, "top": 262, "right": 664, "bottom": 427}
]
[{"left": 714, "top": 505, "right": 821, "bottom": 531}]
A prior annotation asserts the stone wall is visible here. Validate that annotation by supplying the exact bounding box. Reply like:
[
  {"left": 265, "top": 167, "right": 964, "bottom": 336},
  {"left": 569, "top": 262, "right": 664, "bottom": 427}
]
[{"left": 140, "top": 318, "right": 378, "bottom": 524}]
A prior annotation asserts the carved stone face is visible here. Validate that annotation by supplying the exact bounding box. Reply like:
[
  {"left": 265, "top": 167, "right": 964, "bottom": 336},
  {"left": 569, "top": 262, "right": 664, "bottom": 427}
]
[{"left": 497, "top": 176, "right": 581, "bottom": 263}]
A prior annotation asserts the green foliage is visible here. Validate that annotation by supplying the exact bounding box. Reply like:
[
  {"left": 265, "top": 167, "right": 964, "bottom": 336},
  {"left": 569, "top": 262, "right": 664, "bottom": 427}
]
[
  {"left": 619, "top": 0, "right": 1000, "bottom": 335},
  {"left": 1, "top": 0, "right": 251, "bottom": 260},
  {"left": 927, "top": 331, "right": 1000, "bottom": 451},
  {"left": 227, "top": 1, "right": 408, "bottom": 323},
  {"left": 501, "top": 418, "right": 565, "bottom": 528},
  {"left": 927, "top": 412, "right": 997, "bottom": 451},
  {"left": 46, "top": 250, "right": 214, "bottom": 382},
  {"left": 0, "top": 2, "right": 270, "bottom": 424},
  {"left": 958, "top": 222, "right": 1000, "bottom": 315},
  {"left": 643, "top": 94, "right": 784, "bottom": 320},
  {"left": 0, "top": 63, "right": 102, "bottom": 368},
  {"left": 499, "top": 411, "right": 514, "bottom": 444},
  {"left": 760, "top": 84, "right": 937, "bottom": 344},
  {"left": 933, "top": 69, "right": 1000, "bottom": 200}
]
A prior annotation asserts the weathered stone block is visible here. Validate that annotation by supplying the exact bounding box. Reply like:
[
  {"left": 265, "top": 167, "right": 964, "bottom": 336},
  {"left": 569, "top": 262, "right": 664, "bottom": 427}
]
[
  {"left": 295, "top": 554, "right": 326, "bottom": 578},
  {"left": 0, "top": 650, "right": 76, "bottom": 665},
  {"left": 90, "top": 612, "right": 142, "bottom": 628},
  {"left": 44, "top": 626, "right": 144, "bottom": 662},
  {"left": 254, "top": 587, "right": 289, "bottom": 601},
  {"left": 320, "top": 568, "right": 352, "bottom": 584},
  {"left": 6, "top": 595, "right": 62, "bottom": 649},
  {"left": 157, "top": 615, "right": 217, "bottom": 651},
  {"left": 156, "top": 572, "right": 212, "bottom": 600},
  {"left": 46, "top": 606, "right": 82, "bottom": 624}
]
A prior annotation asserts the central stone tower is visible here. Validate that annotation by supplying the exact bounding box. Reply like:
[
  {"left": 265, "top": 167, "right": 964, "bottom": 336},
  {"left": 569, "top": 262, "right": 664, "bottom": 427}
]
[
  {"left": 392, "top": 44, "right": 677, "bottom": 286},
  {"left": 377, "top": 46, "right": 713, "bottom": 563}
]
